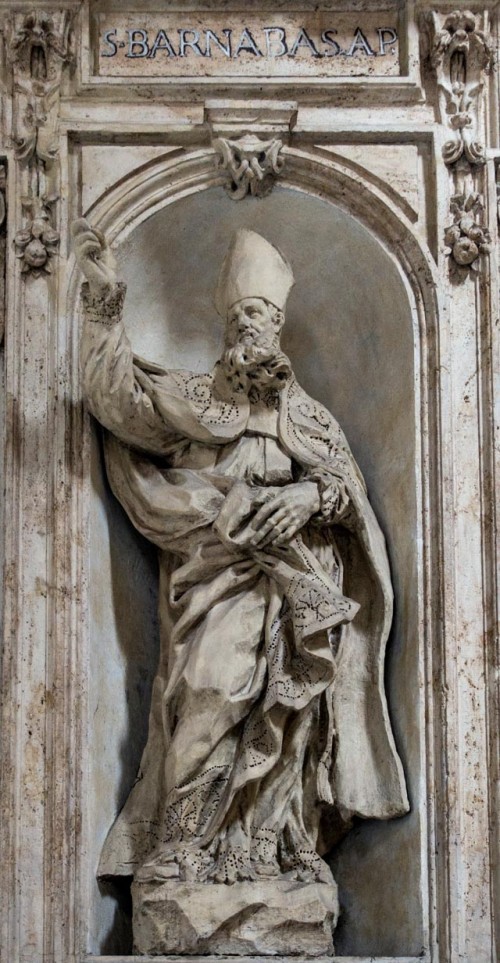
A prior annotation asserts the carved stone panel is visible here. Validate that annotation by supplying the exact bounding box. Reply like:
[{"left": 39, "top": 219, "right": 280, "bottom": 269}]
[
  {"left": 94, "top": 10, "right": 401, "bottom": 80},
  {"left": 0, "top": 3, "right": 498, "bottom": 963}
]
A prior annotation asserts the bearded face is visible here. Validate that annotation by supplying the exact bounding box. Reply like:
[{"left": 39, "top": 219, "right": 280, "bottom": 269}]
[{"left": 220, "top": 298, "right": 292, "bottom": 395}]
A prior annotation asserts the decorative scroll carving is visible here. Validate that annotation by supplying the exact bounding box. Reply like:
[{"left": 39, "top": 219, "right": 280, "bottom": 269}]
[
  {"left": 425, "top": 10, "right": 493, "bottom": 167},
  {"left": 444, "top": 191, "right": 491, "bottom": 270},
  {"left": 12, "top": 78, "right": 61, "bottom": 165},
  {"left": 14, "top": 194, "right": 59, "bottom": 276},
  {"left": 424, "top": 10, "right": 493, "bottom": 275},
  {"left": 213, "top": 135, "right": 284, "bottom": 199},
  {"left": 7, "top": 11, "right": 73, "bottom": 278},
  {"left": 8, "top": 10, "right": 74, "bottom": 166}
]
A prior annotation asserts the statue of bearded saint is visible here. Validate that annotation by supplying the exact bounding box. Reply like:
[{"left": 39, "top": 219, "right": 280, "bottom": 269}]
[{"left": 74, "top": 220, "right": 408, "bottom": 897}]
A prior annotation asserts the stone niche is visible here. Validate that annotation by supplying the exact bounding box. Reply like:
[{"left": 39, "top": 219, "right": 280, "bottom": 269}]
[
  {"left": 86, "top": 185, "right": 424, "bottom": 957},
  {"left": 0, "top": 2, "right": 499, "bottom": 963}
]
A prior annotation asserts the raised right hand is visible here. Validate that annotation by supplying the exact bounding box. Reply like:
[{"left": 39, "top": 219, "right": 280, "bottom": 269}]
[{"left": 71, "top": 217, "right": 117, "bottom": 295}]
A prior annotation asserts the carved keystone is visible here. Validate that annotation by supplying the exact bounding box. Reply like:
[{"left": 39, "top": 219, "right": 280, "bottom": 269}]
[{"left": 213, "top": 135, "right": 285, "bottom": 200}]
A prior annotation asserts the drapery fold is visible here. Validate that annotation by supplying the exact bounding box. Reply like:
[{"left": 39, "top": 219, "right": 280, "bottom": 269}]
[{"left": 96, "top": 362, "right": 409, "bottom": 879}]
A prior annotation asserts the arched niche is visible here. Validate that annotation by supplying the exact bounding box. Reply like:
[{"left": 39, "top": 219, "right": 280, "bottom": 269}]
[{"left": 76, "top": 149, "right": 438, "bottom": 957}]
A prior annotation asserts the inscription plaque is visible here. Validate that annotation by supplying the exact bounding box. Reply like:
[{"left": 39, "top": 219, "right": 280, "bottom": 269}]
[{"left": 94, "top": 11, "right": 400, "bottom": 79}]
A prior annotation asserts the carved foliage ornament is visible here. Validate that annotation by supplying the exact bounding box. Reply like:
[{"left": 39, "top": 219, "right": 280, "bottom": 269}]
[
  {"left": 8, "top": 10, "right": 71, "bottom": 70},
  {"left": 12, "top": 77, "right": 61, "bottom": 166},
  {"left": 426, "top": 10, "right": 493, "bottom": 167},
  {"left": 14, "top": 194, "right": 60, "bottom": 276},
  {"left": 7, "top": 11, "right": 73, "bottom": 278},
  {"left": 444, "top": 192, "right": 491, "bottom": 270},
  {"left": 7, "top": 10, "right": 74, "bottom": 165},
  {"left": 213, "top": 136, "right": 285, "bottom": 200}
]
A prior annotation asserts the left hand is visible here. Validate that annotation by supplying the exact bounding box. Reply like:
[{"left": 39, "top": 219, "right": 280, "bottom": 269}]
[{"left": 250, "top": 482, "right": 320, "bottom": 548}]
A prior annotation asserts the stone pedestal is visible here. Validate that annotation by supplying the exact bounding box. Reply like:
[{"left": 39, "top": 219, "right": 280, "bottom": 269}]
[{"left": 131, "top": 878, "right": 338, "bottom": 956}]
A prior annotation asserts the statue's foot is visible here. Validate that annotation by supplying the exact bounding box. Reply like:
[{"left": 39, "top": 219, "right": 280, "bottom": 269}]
[
  {"left": 204, "top": 844, "right": 257, "bottom": 884},
  {"left": 282, "top": 849, "right": 333, "bottom": 884},
  {"left": 136, "top": 846, "right": 210, "bottom": 883}
]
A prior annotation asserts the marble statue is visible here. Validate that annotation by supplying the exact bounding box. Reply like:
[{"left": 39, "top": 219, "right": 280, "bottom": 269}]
[{"left": 73, "top": 219, "right": 409, "bottom": 955}]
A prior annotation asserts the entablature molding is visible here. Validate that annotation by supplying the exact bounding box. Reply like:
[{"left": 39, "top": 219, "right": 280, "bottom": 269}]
[{"left": 58, "top": 103, "right": 438, "bottom": 139}]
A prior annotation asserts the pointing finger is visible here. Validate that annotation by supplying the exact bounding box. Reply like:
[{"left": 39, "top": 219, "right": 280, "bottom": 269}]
[
  {"left": 93, "top": 228, "right": 106, "bottom": 247},
  {"left": 71, "top": 217, "right": 93, "bottom": 238},
  {"left": 76, "top": 238, "right": 102, "bottom": 259}
]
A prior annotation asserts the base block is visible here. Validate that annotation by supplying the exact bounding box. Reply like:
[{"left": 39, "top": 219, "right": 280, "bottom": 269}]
[{"left": 131, "top": 878, "right": 338, "bottom": 956}]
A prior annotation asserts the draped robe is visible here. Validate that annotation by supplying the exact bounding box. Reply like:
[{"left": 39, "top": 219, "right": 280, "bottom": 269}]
[{"left": 80, "top": 283, "right": 409, "bottom": 878}]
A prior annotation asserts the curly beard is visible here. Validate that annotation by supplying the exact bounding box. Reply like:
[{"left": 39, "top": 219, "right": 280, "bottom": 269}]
[{"left": 219, "top": 332, "right": 292, "bottom": 395}]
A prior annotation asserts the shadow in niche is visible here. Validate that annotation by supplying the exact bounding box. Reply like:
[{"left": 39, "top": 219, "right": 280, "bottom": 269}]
[
  {"left": 328, "top": 577, "right": 415, "bottom": 957},
  {"left": 98, "top": 878, "right": 133, "bottom": 955},
  {"left": 89, "top": 184, "right": 423, "bottom": 957},
  {"left": 94, "top": 425, "right": 159, "bottom": 955}
]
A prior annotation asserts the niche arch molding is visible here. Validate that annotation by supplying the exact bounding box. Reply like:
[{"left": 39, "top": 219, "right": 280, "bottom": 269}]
[{"left": 65, "top": 143, "right": 444, "bottom": 961}]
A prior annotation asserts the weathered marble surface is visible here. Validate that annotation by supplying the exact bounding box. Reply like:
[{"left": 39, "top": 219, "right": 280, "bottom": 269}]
[
  {"left": 96, "top": 12, "right": 400, "bottom": 80},
  {"left": 132, "top": 879, "right": 338, "bottom": 957},
  {"left": 75, "top": 219, "right": 408, "bottom": 955},
  {"left": 1, "top": 4, "right": 499, "bottom": 962},
  {"left": 87, "top": 187, "right": 421, "bottom": 956}
]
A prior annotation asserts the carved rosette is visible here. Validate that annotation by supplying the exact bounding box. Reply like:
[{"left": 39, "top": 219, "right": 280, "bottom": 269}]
[
  {"left": 213, "top": 135, "right": 285, "bottom": 200},
  {"left": 7, "top": 10, "right": 74, "bottom": 278}
]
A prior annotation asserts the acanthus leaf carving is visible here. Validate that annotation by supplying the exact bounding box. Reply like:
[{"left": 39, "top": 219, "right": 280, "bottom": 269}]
[
  {"left": 425, "top": 9, "right": 493, "bottom": 168},
  {"left": 12, "top": 78, "right": 61, "bottom": 166},
  {"left": 213, "top": 135, "right": 285, "bottom": 200},
  {"left": 14, "top": 193, "right": 60, "bottom": 277},
  {"left": 7, "top": 11, "right": 74, "bottom": 167},
  {"left": 7, "top": 10, "right": 74, "bottom": 280}
]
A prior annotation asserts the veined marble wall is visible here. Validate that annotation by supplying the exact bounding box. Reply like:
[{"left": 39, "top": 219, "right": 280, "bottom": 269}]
[{"left": 0, "top": 2, "right": 498, "bottom": 962}]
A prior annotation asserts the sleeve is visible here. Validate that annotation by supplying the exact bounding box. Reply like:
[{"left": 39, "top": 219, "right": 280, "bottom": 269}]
[
  {"left": 80, "top": 282, "right": 180, "bottom": 455},
  {"left": 299, "top": 466, "right": 350, "bottom": 525}
]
